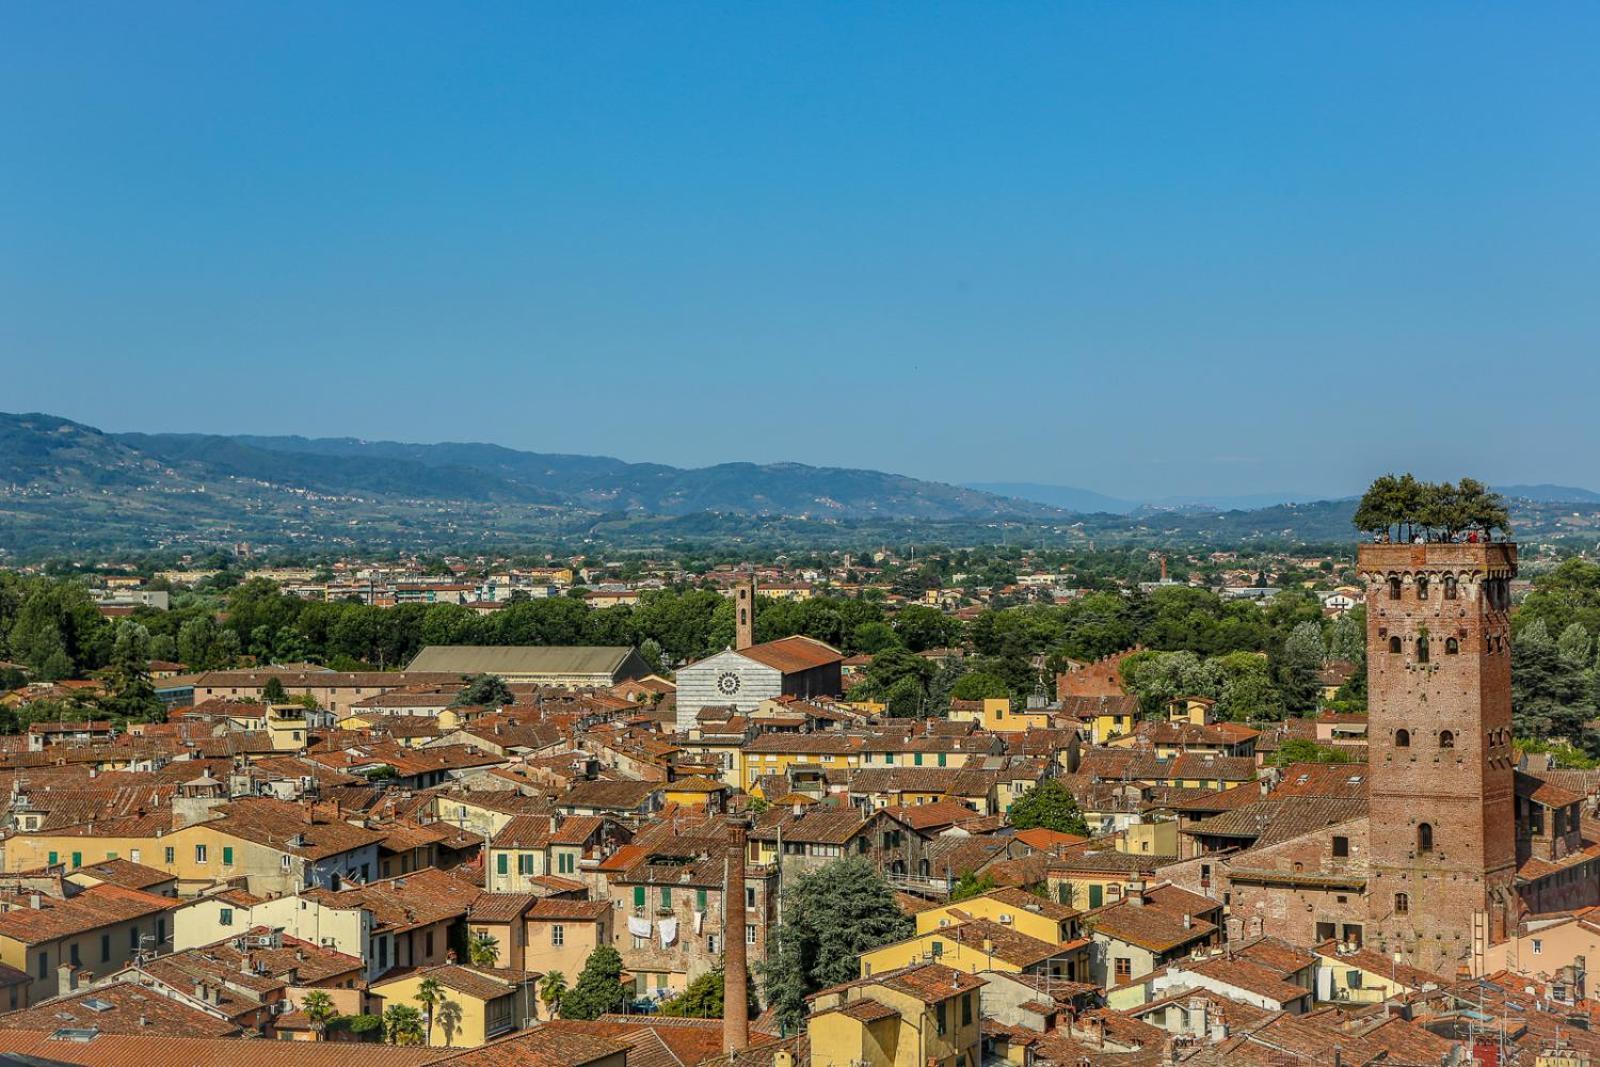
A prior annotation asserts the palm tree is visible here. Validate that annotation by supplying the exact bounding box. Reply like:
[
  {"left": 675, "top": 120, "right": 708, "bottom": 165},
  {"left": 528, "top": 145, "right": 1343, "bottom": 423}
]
[
  {"left": 301, "top": 990, "right": 336, "bottom": 1040},
  {"left": 538, "top": 971, "right": 568, "bottom": 1019},
  {"left": 467, "top": 931, "right": 500, "bottom": 968},
  {"left": 384, "top": 1003, "right": 425, "bottom": 1046},
  {"left": 414, "top": 976, "right": 444, "bottom": 1046}
]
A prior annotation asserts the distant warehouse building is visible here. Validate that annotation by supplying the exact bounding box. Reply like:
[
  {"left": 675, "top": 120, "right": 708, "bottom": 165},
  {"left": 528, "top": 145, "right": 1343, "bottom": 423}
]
[{"left": 403, "top": 645, "right": 651, "bottom": 689}]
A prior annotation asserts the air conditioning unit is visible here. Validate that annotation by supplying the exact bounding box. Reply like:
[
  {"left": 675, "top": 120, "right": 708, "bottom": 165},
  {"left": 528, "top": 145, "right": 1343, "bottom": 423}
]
[{"left": 999, "top": 914, "right": 1014, "bottom": 925}]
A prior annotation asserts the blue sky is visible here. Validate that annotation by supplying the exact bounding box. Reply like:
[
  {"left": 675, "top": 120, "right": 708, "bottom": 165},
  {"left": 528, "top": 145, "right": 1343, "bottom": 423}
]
[{"left": 4, "top": 4, "right": 1598, "bottom": 499}]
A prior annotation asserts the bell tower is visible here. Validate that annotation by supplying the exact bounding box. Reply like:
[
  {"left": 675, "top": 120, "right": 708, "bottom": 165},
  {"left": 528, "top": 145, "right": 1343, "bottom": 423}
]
[
  {"left": 1360, "top": 540, "right": 1517, "bottom": 971},
  {"left": 734, "top": 578, "right": 755, "bottom": 651}
]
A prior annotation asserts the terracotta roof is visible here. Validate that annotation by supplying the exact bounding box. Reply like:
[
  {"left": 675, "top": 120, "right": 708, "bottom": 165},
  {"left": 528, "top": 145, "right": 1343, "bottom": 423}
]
[
  {"left": 207, "top": 797, "right": 387, "bottom": 860},
  {"left": 561, "top": 779, "right": 659, "bottom": 810},
  {"left": 467, "top": 894, "right": 537, "bottom": 923},
  {"left": 734, "top": 636, "right": 842, "bottom": 674},
  {"left": 0, "top": 1030, "right": 446, "bottom": 1064},
  {"left": 0, "top": 982, "right": 239, "bottom": 1038},
  {"left": 374, "top": 963, "right": 530, "bottom": 1002},
  {"left": 67, "top": 858, "right": 173, "bottom": 891},
  {"left": 827, "top": 997, "right": 899, "bottom": 1023},
  {"left": 526, "top": 899, "right": 612, "bottom": 922},
  {"left": 435, "top": 1020, "right": 631, "bottom": 1066},
  {"left": 1089, "top": 900, "right": 1217, "bottom": 953},
  {"left": 0, "top": 884, "right": 173, "bottom": 945}
]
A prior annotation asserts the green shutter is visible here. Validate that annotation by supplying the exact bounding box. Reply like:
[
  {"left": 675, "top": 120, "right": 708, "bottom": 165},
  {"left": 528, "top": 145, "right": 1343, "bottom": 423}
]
[
  {"left": 222, "top": 846, "right": 233, "bottom": 866},
  {"left": 496, "top": 853, "right": 508, "bottom": 875},
  {"left": 914, "top": 753, "right": 923, "bottom": 766},
  {"left": 71, "top": 852, "right": 81, "bottom": 869},
  {"left": 634, "top": 886, "right": 646, "bottom": 909},
  {"left": 660, "top": 887, "right": 671, "bottom": 908},
  {"left": 938, "top": 753, "right": 947, "bottom": 767},
  {"left": 47, "top": 852, "right": 57, "bottom": 866},
  {"left": 1089, "top": 884, "right": 1103, "bottom": 908},
  {"left": 696, "top": 889, "right": 708, "bottom": 911}
]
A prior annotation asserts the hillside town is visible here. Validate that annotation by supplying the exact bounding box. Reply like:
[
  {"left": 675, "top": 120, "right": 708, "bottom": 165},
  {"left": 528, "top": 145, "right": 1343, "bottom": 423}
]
[{"left": 0, "top": 499, "right": 1594, "bottom": 1067}]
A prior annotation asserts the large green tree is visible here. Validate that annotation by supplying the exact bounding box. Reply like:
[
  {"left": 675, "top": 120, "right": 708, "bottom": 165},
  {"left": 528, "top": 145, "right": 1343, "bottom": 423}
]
[
  {"left": 1007, "top": 779, "right": 1090, "bottom": 836},
  {"left": 561, "top": 945, "right": 631, "bottom": 1020},
  {"left": 658, "top": 966, "right": 759, "bottom": 1019},
  {"left": 760, "top": 858, "right": 914, "bottom": 1031}
]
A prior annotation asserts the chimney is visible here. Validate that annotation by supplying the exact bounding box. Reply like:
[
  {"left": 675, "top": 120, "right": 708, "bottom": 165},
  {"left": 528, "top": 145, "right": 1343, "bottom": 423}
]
[
  {"left": 722, "top": 816, "right": 750, "bottom": 1054},
  {"left": 194, "top": 981, "right": 207, "bottom": 1002},
  {"left": 1184, "top": 914, "right": 1193, "bottom": 930},
  {"left": 57, "top": 962, "right": 76, "bottom": 998},
  {"left": 28, "top": 893, "right": 41, "bottom": 910}
]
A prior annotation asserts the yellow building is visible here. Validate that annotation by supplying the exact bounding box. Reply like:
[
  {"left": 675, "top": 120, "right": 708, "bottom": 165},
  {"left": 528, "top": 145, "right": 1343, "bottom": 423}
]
[
  {"left": 661, "top": 777, "right": 730, "bottom": 812},
  {"left": 371, "top": 963, "right": 537, "bottom": 1047},
  {"left": 738, "top": 736, "right": 862, "bottom": 790},
  {"left": 521, "top": 899, "right": 612, "bottom": 980},
  {"left": 859, "top": 916, "right": 1089, "bottom": 983},
  {"left": 914, "top": 887, "right": 1081, "bottom": 946},
  {"left": 266, "top": 703, "right": 311, "bottom": 750},
  {"left": 0, "top": 884, "right": 175, "bottom": 1004},
  {"left": 1046, "top": 851, "right": 1173, "bottom": 911},
  {"left": 808, "top": 963, "right": 984, "bottom": 1067},
  {"left": 1314, "top": 944, "right": 1443, "bottom": 1004},
  {"left": 1165, "top": 696, "right": 1218, "bottom": 726},
  {"left": 1116, "top": 820, "right": 1180, "bottom": 856},
  {"left": 948, "top": 698, "right": 1051, "bottom": 734}
]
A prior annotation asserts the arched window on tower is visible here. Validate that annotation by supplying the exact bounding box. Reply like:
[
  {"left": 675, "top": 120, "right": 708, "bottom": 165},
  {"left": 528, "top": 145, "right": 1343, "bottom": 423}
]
[
  {"left": 1444, "top": 575, "right": 1458, "bottom": 600},
  {"left": 1417, "top": 823, "right": 1434, "bottom": 853},
  {"left": 1440, "top": 730, "right": 1455, "bottom": 749},
  {"left": 1416, "top": 635, "right": 1430, "bottom": 663},
  {"left": 1395, "top": 892, "right": 1410, "bottom": 915},
  {"left": 1389, "top": 576, "right": 1402, "bottom": 600},
  {"left": 1395, "top": 728, "right": 1411, "bottom": 748},
  {"left": 1445, "top": 637, "right": 1459, "bottom": 655},
  {"left": 1417, "top": 575, "right": 1430, "bottom": 600},
  {"left": 1389, "top": 636, "right": 1403, "bottom": 654}
]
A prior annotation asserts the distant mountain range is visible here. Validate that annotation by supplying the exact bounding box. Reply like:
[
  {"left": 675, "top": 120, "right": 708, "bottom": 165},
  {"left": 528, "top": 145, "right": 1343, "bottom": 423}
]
[
  {"left": 972, "top": 481, "right": 1600, "bottom": 513},
  {"left": 4, "top": 411, "right": 1598, "bottom": 557},
  {"left": 0, "top": 412, "right": 1065, "bottom": 555}
]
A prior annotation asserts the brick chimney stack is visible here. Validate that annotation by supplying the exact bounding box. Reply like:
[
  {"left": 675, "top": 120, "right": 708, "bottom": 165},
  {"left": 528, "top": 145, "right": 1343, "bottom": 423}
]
[{"left": 723, "top": 816, "right": 750, "bottom": 1053}]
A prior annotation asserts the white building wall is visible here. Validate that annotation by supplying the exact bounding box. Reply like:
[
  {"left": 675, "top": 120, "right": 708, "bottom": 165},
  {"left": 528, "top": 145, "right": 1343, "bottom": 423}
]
[{"left": 674, "top": 652, "right": 783, "bottom": 732}]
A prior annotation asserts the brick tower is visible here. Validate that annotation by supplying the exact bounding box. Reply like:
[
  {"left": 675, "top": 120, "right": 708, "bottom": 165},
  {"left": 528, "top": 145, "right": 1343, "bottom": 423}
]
[
  {"left": 1360, "top": 540, "right": 1518, "bottom": 971},
  {"left": 734, "top": 578, "right": 755, "bottom": 651}
]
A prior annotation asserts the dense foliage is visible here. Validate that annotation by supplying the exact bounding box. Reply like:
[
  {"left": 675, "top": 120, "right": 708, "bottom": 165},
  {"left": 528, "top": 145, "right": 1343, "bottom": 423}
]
[
  {"left": 657, "top": 965, "right": 759, "bottom": 1019},
  {"left": 1006, "top": 779, "right": 1090, "bottom": 835},
  {"left": 561, "top": 945, "right": 631, "bottom": 1020},
  {"left": 760, "top": 858, "right": 914, "bottom": 1031},
  {"left": 1352, "top": 474, "right": 1510, "bottom": 539}
]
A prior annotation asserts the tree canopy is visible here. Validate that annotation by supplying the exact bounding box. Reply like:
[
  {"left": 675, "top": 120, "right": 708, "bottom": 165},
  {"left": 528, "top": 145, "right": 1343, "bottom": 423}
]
[
  {"left": 1353, "top": 474, "right": 1510, "bottom": 540},
  {"left": 561, "top": 945, "right": 631, "bottom": 1020},
  {"left": 760, "top": 858, "right": 914, "bottom": 1031},
  {"left": 1007, "top": 779, "right": 1090, "bottom": 836}
]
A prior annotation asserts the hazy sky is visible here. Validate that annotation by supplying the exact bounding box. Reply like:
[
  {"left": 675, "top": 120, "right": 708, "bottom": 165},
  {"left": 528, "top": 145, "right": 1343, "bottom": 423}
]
[{"left": 5, "top": 4, "right": 1599, "bottom": 499}]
